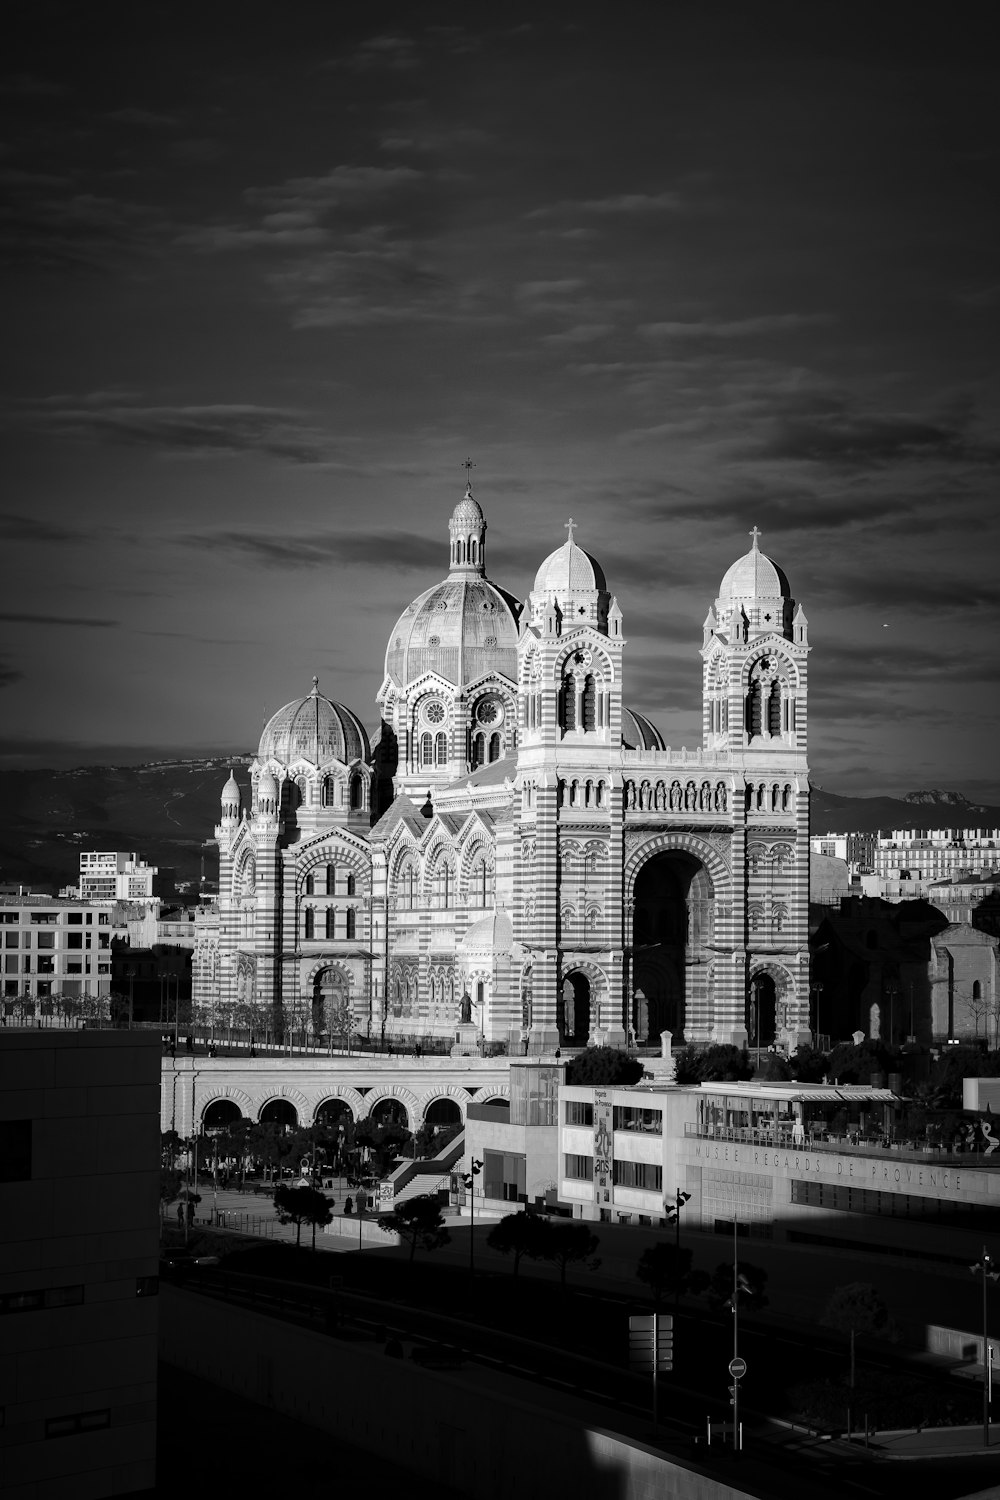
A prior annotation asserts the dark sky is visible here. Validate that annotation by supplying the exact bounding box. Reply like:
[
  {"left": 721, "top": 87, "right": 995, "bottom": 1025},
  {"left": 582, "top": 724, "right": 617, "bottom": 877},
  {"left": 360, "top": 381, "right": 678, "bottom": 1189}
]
[{"left": 2, "top": 3, "right": 998, "bottom": 799}]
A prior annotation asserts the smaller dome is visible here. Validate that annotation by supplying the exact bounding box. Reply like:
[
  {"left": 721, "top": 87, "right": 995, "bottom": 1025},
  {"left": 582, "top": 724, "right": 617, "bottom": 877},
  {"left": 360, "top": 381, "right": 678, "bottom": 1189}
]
[
  {"left": 621, "top": 707, "right": 666, "bottom": 751},
  {"left": 451, "top": 488, "right": 484, "bottom": 527},
  {"left": 221, "top": 770, "right": 241, "bottom": 807},
  {"left": 718, "top": 529, "right": 790, "bottom": 602},
  {"left": 534, "top": 532, "right": 607, "bottom": 594},
  {"left": 258, "top": 680, "right": 370, "bottom": 766},
  {"left": 258, "top": 768, "right": 278, "bottom": 802},
  {"left": 459, "top": 908, "right": 514, "bottom": 953}
]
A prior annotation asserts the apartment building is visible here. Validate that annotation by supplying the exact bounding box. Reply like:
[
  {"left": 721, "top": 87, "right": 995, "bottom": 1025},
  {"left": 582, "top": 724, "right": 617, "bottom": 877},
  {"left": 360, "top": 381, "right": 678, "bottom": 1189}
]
[{"left": 1, "top": 898, "right": 112, "bottom": 1004}]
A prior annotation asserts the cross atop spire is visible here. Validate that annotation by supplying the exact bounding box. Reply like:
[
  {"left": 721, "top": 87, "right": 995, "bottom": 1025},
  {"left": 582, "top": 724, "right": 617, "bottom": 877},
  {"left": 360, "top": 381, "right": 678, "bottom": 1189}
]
[
  {"left": 462, "top": 456, "right": 476, "bottom": 494},
  {"left": 565, "top": 517, "right": 576, "bottom": 544},
  {"left": 749, "top": 525, "right": 762, "bottom": 549},
  {"left": 311, "top": 675, "right": 319, "bottom": 695}
]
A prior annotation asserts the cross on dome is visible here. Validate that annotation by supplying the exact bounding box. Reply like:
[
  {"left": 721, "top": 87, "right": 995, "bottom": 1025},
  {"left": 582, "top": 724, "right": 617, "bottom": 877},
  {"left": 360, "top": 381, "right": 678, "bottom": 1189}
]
[
  {"left": 749, "top": 525, "right": 762, "bottom": 549},
  {"left": 462, "top": 456, "right": 476, "bottom": 493},
  {"left": 565, "top": 517, "right": 576, "bottom": 544}
]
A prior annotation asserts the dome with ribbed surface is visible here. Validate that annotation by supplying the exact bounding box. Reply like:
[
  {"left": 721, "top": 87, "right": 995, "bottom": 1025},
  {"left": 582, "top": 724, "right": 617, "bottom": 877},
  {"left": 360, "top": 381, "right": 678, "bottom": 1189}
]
[
  {"left": 257, "top": 768, "right": 278, "bottom": 801},
  {"left": 451, "top": 490, "right": 484, "bottom": 527},
  {"left": 621, "top": 707, "right": 666, "bottom": 751},
  {"left": 384, "top": 578, "right": 520, "bottom": 689},
  {"left": 534, "top": 536, "right": 607, "bottom": 594},
  {"left": 459, "top": 908, "right": 514, "bottom": 952},
  {"left": 718, "top": 531, "right": 790, "bottom": 602},
  {"left": 258, "top": 682, "right": 369, "bottom": 766},
  {"left": 221, "top": 770, "right": 241, "bottom": 808}
]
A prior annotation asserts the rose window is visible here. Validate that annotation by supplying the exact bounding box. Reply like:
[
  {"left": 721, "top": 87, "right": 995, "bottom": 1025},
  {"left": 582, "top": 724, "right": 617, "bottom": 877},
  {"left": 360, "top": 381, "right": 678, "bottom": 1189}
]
[
  {"left": 477, "top": 700, "right": 502, "bottom": 726},
  {"left": 424, "top": 701, "right": 446, "bottom": 725}
]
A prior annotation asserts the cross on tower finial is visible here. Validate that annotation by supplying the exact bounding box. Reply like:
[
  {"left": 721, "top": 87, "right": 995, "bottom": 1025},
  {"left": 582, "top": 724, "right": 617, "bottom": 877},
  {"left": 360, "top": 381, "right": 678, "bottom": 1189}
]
[
  {"left": 311, "top": 675, "right": 319, "bottom": 694},
  {"left": 565, "top": 517, "right": 576, "bottom": 544},
  {"left": 462, "top": 456, "right": 476, "bottom": 492},
  {"left": 749, "top": 525, "right": 761, "bottom": 548}
]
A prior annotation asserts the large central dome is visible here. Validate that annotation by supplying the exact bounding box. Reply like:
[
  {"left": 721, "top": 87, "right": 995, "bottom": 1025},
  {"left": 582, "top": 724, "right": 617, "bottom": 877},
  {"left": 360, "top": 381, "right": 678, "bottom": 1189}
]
[
  {"left": 384, "top": 576, "right": 520, "bottom": 688},
  {"left": 383, "top": 487, "right": 520, "bottom": 689}
]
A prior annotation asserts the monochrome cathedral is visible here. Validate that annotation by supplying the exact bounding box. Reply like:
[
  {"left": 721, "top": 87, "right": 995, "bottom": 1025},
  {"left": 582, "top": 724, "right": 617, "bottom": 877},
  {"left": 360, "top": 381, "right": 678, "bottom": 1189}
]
[{"left": 193, "top": 489, "right": 811, "bottom": 1053}]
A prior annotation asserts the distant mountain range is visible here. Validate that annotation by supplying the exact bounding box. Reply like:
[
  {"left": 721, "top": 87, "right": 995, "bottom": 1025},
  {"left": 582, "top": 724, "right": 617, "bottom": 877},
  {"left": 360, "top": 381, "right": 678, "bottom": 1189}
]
[{"left": 2, "top": 759, "right": 998, "bottom": 898}]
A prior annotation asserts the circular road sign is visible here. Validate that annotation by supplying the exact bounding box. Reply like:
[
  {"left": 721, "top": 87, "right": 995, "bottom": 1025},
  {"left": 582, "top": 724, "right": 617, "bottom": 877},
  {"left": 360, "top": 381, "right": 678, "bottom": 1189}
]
[{"left": 729, "top": 1357, "right": 747, "bottom": 1379}]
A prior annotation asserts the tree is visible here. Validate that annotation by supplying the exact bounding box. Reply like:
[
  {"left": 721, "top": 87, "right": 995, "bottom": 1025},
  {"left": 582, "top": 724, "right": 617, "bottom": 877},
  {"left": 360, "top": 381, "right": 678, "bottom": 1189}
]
[
  {"left": 159, "top": 1166, "right": 183, "bottom": 1220},
  {"left": 536, "top": 1220, "right": 600, "bottom": 1290},
  {"left": 753, "top": 1050, "right": 793, "bottom": 1081},
  {"left": 693, "top": 1045, "right": 752, "bottom": 1081},
  {"left": 789, "top": 1044, "right": 829, "bottom": 1082},
  {"left": 821, "top": 1282, "right": 890, "bottom": 1389},
  {"left": 486, "top": 1213, "right": 548, "bottom": 1276},
  {"left": 565, "top": 1046, "right": 644, "bottom": 1086},
  {"left": 378, "top": 1194, "right": 451, "bottom": 1264},
  {"left": 705, "top": 1259, "right": 768, "bottom": 1312},
  {"left": 827, "top": 1039, "right": 891, "bottom": 1085},
  {"left": 273, "top": 1184, "right": 334, "bottom": 1249},
  {"left": 636, "top": 1243, "right": 709, "bottom": 1307}
]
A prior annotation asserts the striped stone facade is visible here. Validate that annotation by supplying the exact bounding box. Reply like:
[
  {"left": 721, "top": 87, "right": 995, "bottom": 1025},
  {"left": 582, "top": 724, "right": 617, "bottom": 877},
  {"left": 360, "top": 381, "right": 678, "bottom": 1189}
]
[{"left": 194, "top": 495, "right": 811, "bottom": 1053}]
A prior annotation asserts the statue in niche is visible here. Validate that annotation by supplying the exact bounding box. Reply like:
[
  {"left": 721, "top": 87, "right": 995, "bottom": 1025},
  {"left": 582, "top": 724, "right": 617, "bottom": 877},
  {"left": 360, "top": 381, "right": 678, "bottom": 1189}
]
[{"left": 563, "top": 980, "right": 576, "bottom": 1038}]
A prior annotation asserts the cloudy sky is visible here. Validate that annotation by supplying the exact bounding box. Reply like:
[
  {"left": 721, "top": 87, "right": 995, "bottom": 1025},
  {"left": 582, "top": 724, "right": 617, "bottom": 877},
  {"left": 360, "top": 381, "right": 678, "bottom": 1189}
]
[{"left": 2, "top": 3, "right": 998, "bottom": 800}]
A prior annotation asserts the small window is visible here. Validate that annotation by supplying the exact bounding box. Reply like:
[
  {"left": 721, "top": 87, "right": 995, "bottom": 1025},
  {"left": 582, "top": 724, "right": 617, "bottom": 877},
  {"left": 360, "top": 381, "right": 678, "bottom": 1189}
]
[{"left": 0, "top": 1120, "right": 31, "bottom": 1183}]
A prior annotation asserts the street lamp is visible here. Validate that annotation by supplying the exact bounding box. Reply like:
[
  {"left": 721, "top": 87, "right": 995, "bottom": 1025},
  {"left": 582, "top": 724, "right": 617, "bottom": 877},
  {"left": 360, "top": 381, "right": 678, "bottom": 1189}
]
[
  {"left": 970, "top": 1247, "right": 998, "bottom": 1447},
  {"left": 462, "top": 1157, "right": 483, "bottom": 1277},
  {"left": 810, "top": 981, "right": 824, "bottom": 1051},
  {"left": 884, "top": 980, "right": 898, "bottom": 1049},
  {"left": 664, "top": 1189, "right": 691, "bottom": 1326}
]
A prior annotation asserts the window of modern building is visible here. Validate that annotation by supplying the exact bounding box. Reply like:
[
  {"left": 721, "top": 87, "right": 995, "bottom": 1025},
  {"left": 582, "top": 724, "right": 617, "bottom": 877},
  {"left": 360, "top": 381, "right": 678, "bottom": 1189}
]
[
  {"left": 564, "top": 1153, "right": 594, "bottom": 1181},
  {"left": 0, "top": 1120, "right": 32, "bottom": 1182},
  {"left": 613, "top": 1105, "right": 663, "bottom": 1133},
  {"left": 565, "top": 1100, "right": 594, "bottom": 1126},
  {"left": 613, "top": 1160, "right": 662, "bottom": 1191}
]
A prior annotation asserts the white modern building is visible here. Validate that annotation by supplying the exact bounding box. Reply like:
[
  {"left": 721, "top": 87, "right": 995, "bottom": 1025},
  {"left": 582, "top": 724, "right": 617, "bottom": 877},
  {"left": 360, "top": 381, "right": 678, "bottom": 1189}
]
[
  {"left": 78, "top": 852, "right": 157, "bottom": 906},
  {"left": 1, "top": 897, "right": 113, "bottom": 1006}
]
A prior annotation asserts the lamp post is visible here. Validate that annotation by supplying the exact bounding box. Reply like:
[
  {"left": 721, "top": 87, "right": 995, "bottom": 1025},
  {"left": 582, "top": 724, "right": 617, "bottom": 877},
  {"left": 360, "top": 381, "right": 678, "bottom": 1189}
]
[
  {"left": 462, "top": 1157, "right": 483, "bottom": 1277},
  {"left": 810, "top": 981, "right": 824, "bottom": 1051},
  {"left": 664, "top": 1188, "right": 691, "bottom": 1326},
  {"left": 971, "top": 1247, "right": 998, "bottom": 1447},
  {"left": 884, "top": 981, "right": 898, "bottom": 1049}
]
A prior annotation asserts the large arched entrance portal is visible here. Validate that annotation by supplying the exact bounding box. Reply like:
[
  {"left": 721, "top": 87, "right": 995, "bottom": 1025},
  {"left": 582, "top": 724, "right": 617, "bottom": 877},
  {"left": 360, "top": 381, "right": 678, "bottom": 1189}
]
[
  {"left": 747, "top": 972, "right": 777, "bottom": 1047},
  {"left": 312, "top": 966, "right": 350, "bottom": 1040},
  {"left": 630, "top": 850, "right": 714, "bottom": 1043},
  {"left": 558, "top": 972, "right": 591, "bottom": 1046}
]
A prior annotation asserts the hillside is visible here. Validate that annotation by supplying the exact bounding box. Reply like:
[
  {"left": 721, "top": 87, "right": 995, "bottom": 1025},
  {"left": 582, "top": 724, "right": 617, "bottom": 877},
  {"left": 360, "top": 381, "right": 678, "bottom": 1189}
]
[{"left": 2, "top": 761, "right": 997, "bottom": 896}]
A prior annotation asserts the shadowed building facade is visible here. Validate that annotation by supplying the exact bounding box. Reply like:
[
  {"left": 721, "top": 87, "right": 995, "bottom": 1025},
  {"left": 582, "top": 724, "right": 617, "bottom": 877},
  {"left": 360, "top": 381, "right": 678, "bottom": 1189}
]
[{"left": 194, "top": 491, "right": 811, "bottom": 1053}]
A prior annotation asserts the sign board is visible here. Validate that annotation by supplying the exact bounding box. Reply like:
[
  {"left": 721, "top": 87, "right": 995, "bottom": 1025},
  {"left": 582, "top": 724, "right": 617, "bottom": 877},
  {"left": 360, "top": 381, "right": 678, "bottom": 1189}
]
[
  {"left": 594, "top": 1089, "right": 612, "bottom": 1204},
  {"left": 729, "top": 1356, "right": 747, "bottom": 1379},
  {"left": 629, "top": 1314, "right": 673, "bottom": 1372}
]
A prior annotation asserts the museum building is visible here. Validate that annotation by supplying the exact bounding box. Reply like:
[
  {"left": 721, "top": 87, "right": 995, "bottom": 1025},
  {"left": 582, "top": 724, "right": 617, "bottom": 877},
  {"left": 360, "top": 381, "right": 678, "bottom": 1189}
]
[{"left": 193, "top": 490, "right": 812, "bottom": 1054}]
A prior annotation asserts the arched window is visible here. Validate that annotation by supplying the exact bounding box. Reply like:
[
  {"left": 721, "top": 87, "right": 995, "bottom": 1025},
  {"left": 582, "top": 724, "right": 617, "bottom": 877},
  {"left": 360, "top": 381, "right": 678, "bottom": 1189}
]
[
  {"left": 400, "top": 863, "right": 416, "bottom": 910},
  {"left": 581, "top": 674, "right": 596, "bottom": 731},
  {"left": 435, "top": 732, "right": 447, "bottom": 766},
  {"left": 325, "top": 907, "right": 335, "bottom": 940},
  {"left": 326, "top": 863, "right": 336, "bottom": 895},
  {"left": 322, "top": 776, "right": 335, "bottom": 807},
  {"left": 346, "top": 909, "right": 356, "bottom": 940},
  {"left": 489, "top": 732, "right": 501, "bottom": 762},
  {"left": 305, "top": 874, "right": 314, "bottom": 896},
  {"left": 350, "top": 774, "right": 364, "bottom": 810},
  {"left": 973, "top": 980, "right": 982, "bottom": 1002},
  {"left": 346, "top": 873, "right": 356, "bottom": 896},
  {"left": 421, "top": 732, "right": 433, "bottom": 766},
  {"left": 476, "top": 980, "right": 485, "bottom": 1007},
  {"left": 470, "top": 538, "right": 477, "bottom": 564},
  {"left": 304, "top": 908, "right": 315, "bottom": 941},
  {"left": 782, "top": 784, "right": 792, "bottom": 811},
  {"left": 768, "top": 681, "right": 782, "bottom": 737},
  {"left": 471, "top": 732, "right": 485, "bottom": 768},
  {"left": 746, "top": 680, "right": 763, "bottom": 737},
  {"left": 437, "top": 861, "right": 453, "bottom": 909},
  {"left": 560, "top": 675, "right": 577, "bottom": 732}
]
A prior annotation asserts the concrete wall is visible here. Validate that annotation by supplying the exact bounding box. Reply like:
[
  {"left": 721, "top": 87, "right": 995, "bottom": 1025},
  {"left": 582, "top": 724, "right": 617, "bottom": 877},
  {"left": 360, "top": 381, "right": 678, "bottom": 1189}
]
[
  {"left": 160, "top": 1285, "right": 760, "bottom": 1500},
  {"left": 0, "top": 1030, "right": 161, "bottom": 1500}
]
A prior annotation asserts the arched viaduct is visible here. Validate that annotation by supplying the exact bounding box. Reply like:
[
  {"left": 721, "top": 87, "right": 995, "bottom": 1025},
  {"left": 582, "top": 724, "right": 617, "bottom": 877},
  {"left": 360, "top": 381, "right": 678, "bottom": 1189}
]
[{"left": 160, "top": 1053, "right": 511, "bottom": 1137}]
